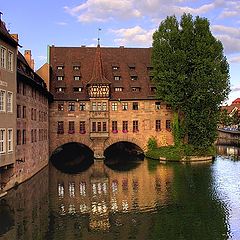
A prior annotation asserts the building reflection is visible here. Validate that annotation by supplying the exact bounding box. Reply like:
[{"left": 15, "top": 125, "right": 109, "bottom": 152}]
[
  {"left": 0, "top": 166, "right": 49, "bottom": 240},
  {"left": 49, "top": 159, "right": 174, "bottom": 232},
  {"left": 216, "top": 145, "right": 240, "bottom": 160}
]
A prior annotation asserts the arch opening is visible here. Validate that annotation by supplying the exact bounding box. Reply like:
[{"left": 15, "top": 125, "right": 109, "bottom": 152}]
[
  {"left": 104, "top": 141, "right": 144, "bottom": 171},
  {"left": 50, "top": 142, "right": 94, "bottom": 174}
]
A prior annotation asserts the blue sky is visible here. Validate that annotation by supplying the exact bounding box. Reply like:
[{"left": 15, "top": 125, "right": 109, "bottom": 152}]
[{"left": 1, "top": 0, "right": 239, "bottom": 104}]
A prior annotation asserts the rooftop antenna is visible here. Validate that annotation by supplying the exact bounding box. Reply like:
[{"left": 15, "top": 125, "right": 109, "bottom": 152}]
[{"left": 97, "top": 28, "right": 101, "bottom": 46}]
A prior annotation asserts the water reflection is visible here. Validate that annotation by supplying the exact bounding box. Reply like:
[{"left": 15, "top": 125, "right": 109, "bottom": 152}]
[
  {"left": 0, "top": 151, "right": 240, "bottom": 239},
  {"left": 216, "top": 145, "right": 240, "bottom": 160}
]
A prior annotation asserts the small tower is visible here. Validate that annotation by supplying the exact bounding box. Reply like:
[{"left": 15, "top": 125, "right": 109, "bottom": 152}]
[{"left": 87, "top": 45, "right": 111, "bottom": 159}]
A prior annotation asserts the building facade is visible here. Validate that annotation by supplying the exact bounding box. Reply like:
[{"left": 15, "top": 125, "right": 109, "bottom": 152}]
[
  {"left": 0, "top": 17, "right": 18, "bottom": 192},
  {"left": 15, "top": 51, "right": 52, "bottom": 185},
  {"left": 49, "top": 45, "right": 174, "bottom": 158}
]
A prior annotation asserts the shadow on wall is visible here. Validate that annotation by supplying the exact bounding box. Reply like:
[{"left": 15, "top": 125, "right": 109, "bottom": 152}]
[{"left": 50, "top": 142, "right": 94, "bottom": 174}]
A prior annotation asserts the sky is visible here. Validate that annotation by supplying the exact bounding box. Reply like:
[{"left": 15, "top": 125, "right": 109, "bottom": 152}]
[{"left": 1, "top": 0, "right": 239, "bottom": 104}]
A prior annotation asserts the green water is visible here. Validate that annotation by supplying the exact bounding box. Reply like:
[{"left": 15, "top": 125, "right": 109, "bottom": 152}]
[{"left": 0, "top": 146, "right": 240, "bottom": 240}]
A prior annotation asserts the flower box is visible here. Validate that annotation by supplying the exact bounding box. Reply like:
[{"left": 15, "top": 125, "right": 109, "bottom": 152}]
[
  {"left": 68, "top": 130, "right": 75, "bottom": 134},
  {"left": 112, "top": 130, "right": 118, "bottom": 134},
  {"left": 122, "top": 130, "right": 128, "bottom": 133}
]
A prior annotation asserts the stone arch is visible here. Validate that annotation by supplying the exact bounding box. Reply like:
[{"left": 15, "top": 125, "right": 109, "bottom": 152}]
[
  {"left": 104, "top": 136, "right": 146, "bottom": 153},
  {"left": 50, "top": 137, "right": 93, "bottom": 157}
]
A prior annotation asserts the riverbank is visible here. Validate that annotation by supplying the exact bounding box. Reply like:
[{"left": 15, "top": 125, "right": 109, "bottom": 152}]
[{"left": 146, "top": 145, "right": 214, "bottom": 162}]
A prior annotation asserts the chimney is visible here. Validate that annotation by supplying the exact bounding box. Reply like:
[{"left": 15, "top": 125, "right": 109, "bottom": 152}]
[{"left": 24, "top": 50, "right": 35, "bottom": 70}]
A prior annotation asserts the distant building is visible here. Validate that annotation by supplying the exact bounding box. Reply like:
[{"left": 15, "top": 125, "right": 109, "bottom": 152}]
[
  {"left": 0, "top": 16, "right": 18, "bottom": 192},
  {"left": 49, "top": 45, "right": 174, "bottom": 158},
  {"left": 221, "top": 98, "right": 240, "bottom": 118}
]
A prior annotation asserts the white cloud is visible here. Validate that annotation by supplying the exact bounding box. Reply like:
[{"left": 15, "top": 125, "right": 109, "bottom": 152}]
[
  {"left": 56, "top": 22, "right": 68, "bottom": 26},
  {"left": 37, "top": 55, "right": 47, "bottom": 61},
  {"left": 212, "top": 25, "right": 240, "bottom": 38},
  {"left": 64, "top": 0, "right": 141, "bottom": 22},
  {"left": 112, "top": 26, "right": 154, "bottom": 46},
  {"left": 229, "top": 56, "right": 240, "bottom": 63},
  {"left": 231, "top": 85, "right": 240, "bottom": 92},
  {"left": 215, "top": 34, "right": 240, "bottom": 54}
]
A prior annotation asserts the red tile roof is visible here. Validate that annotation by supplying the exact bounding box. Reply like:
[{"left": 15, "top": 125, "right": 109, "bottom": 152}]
[{"left": 49, "top": 45, "right": 154, "bottom": 100}]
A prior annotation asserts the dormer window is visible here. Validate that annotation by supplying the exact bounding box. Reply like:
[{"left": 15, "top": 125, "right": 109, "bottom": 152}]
[
  {"left": 56, "top": 87, "right": 64, "bottom": 92},
  {"left": 114, "top": 87, "right": 123, "bottom": 92},
  {"left": 73, "top": 87, "right": 82, "bottom": 92},
  {"left": 57, "top": 66, "right": 63, "bottom": 70},
  {"left": 112, "top": 66, "right": 119, "bottom": 70},
  {"left": 132, "top": 87, "right": 140, "bottom": 92},
  {"left": 129, "top": 64, "right": 135, "bottom": 70},
  {"left": 147, "top": 66, "right": 153, "bottom": 71},
  {"left": 74, "top": 76, "right": 81, "bottom": 81},
  {"left": 114, "top": 76, "right": 121, "bottom": 81},
  {"left": 73, "top": 66, "right": 80, "bottom": 70},
  {"left": 57, "top": 76, "right": 63, "bottom": 81},
  {"left": 131, "top": 76, "right": 138, "bottom": 81}
]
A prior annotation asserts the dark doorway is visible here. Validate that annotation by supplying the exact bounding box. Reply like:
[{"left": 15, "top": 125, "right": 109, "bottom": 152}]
[{"left": 50, "top": 142, "right": 94, "bottom": 173}]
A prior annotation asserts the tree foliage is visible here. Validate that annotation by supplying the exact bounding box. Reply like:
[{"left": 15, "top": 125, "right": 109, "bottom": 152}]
[{"left": 152, "top": 13, "right": 230, "bottom": 149}]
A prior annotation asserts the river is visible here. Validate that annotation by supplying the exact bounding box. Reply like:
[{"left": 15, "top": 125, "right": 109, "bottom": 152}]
[{"left": 0, "top": 145, "right": 240, "bottom": 240}]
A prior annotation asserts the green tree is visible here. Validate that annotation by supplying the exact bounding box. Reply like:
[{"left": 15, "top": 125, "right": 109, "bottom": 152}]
[{"left": 152, "top": 13, "right": 230, "bottom": 149}]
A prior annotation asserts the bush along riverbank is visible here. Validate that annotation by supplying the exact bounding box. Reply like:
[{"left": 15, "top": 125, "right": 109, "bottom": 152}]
[{"left": 146, "top": 137, "right": 215, "bottom": 162}]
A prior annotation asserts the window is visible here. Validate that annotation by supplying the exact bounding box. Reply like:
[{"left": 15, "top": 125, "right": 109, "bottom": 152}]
[
  {"left": 112, "top": 66, "right": 119, "bottom": 70},
  {"left": 0, "top": 90, "right": 6, "bottom": 112},
  {"left": 31, "top": 129, "right": 33, "bottom": 143},
  {"left": 22, "top": 106, "right": 26, "bottom": 118},
  {"left": 114, "top": 76, "right": 121, "bottom": 80},
  {"left": 155, "top": 102, "right": 161, "bottom": 110},
  {"left": 102, "top": 102, "right": 107, "bottom": 111},
  {"left": 80, "top": 121, "right": 86, "bottom": 134},
  {"left": 114, "top": 87, "right": 123, "bottom": 92},
  {"left": 58, "top": 103, "right": 64, "bottom": 111},
  {"left": 122, "top": 102, "right": 128, "bottom": 111},
  {"left": 80, "top": 102, "right": 86, "bottom": 111},
  {"left": 92, "top": 102, "right": 97, "bottom": 111},
  {"left": 129, "top": 66, "right": 135, "bottom": 70},
  {"left": 151, "top": 87, "right": 156, "bottom": 93},
  {"left": 166, "top": 120, "right": 171, "bottom": 130},
  {"left": 112, "top": 102, "right": 118, "bottom": 111},
  {"left": 132, "top": 87, "right": 140, "bottom": 92},
  {"left": 132, "top": 102, "right": 138, "bottom": 110},
  {"left": 0, "top": 47, "right": 6, "bottom": 68},
  {"left": 57, "top": 121, "right": 64, "bottom": 134},
  {"left": 156, "top": 120, "right": 161, "bottom": 131},
  {"left": 17, "top": 129, "right": 21, "bottom": 145},
  {"left": 123, "top": 121, "right": 128, "bottom": 133},
  {"left": 97, "top": 122, "right": 101, "bottom": 132},
  {"left": 7, "top": 92, "right": 13, "bottom": 112},
  {"left": 17, "top": 81, "right": 21, "bottom": 94},
  {"left": 57, "top": 76, "right": 63, "bottom": 81},
  {"left": 131, "top": 76, "right": 138, "bottom": 81},
  {"left": 17, "top": 105, "right": 21, "bottom": 118},
  {"left": 103, "top": 122, "right": 107, "bottom": 132},
  {"left": 74, "top": 76, "right": 80, "bottom": 81},
  {"left": 68, "top": 102, "right": 75, "bottom": 111},
  {"left": 22, "top": 129, "right": 26, "bottom": 144},
  {"left": 149, "top": 76, "right": 154, "bottom": 81},
  {"left": 112, "top": 121, "right": 118, "bottom": 133},
  {"left": 56, "top": 87, "right": 64, "bottom": 92},
  {"left": 166, "top": 104, "right": 172, "bottom": 110},
  {"left": 68, "top": 121, "right": 75, "bottom": 134},
  {"left": 133, "top": 120, "right": 139, "bottom": 132},
  {"left": 34, "top": 129, "right": 37, "bottom": 142},
  {"left": 7, "top": 129, "right": 13, "bottom": 152},
  {"left": 92, "top": 122, "right": 96, "bottom": 132},
  {"left": 7, "top": 51, "right": 14, "bottom": 71},
  {"left": 97, "top": 102, "right": 102, "bottom": 111},
  {"left": 57, "top": 66, "right": 63, "bottom": 70},
  {"left": 0, "top": 129, "right": 6, "bottom": 153},
  {"left": 73, "top": 66, "right": 80, "bottom": 70},
  {"left": 73, "top": 87, "right": 82, "bottom": 92}
]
